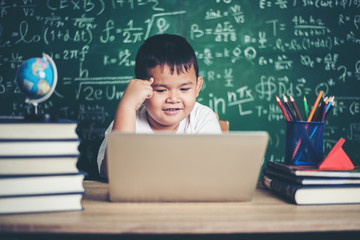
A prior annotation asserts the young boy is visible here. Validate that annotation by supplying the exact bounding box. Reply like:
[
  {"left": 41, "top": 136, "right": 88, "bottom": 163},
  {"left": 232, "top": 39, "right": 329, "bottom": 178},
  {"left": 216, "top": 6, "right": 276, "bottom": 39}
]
[{"left": 97, "top": 34, "right": 222, "bottom": 178}]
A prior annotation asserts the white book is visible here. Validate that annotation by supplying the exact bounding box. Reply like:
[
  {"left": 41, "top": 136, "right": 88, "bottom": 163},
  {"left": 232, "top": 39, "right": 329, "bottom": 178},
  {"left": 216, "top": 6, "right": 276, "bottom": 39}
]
[
  {"left": 263, "top": 175, "right": 360, "bottom": 205},
  {"left": 0, "top": 155, "right": 79, "bottom": 175},
  {"left": 0, "top": 173, "right": 85, "bottom": 196},
  {"left": 0, "top": 193, "right": 84, "bottom": 214},
  {"left": 0, "top": 139, "right": 80, "bottom": 156},
  {"left": 0, "top": 118, "right": 78, "bottom": 140}
]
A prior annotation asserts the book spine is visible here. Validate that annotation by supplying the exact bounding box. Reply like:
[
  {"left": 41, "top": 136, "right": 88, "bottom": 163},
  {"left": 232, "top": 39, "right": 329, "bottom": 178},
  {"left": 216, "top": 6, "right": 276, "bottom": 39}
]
[
  {"left": 263, "top": 168, "right": 303, "bottom": 185},
  {"left": 262, "top": 175, "right": 299, "bottom": 204},
  {"left": 267, "top": 161, "right": 292, "bottom": 174}
]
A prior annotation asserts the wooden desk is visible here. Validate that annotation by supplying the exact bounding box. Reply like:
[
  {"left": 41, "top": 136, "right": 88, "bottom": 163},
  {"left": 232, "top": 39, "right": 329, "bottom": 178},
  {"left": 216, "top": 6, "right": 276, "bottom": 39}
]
[{"left": 1, "top": 180, "right": 360, "bottom": 239}]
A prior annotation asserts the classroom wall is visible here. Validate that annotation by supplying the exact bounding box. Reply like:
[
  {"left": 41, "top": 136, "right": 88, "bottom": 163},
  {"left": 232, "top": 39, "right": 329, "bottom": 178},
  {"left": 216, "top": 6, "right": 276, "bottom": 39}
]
[{"left": 1, "top": 0, "right": 359, "bottom": 179}]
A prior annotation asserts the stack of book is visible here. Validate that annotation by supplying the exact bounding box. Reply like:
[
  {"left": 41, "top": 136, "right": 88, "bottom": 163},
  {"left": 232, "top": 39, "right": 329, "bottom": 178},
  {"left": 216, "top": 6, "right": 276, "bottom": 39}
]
[
  {"left": 262, "top": 161, "right": 360, "bottom": 205},
  {"left": 0, "top": 117, "right": 85, "bottom": 214}
]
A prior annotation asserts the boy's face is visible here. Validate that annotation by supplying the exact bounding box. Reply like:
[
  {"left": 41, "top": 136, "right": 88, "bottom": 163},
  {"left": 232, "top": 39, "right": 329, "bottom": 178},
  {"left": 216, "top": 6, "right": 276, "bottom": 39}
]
[{"left": 145, "top": 64, "right": 203, "bottom": 131}]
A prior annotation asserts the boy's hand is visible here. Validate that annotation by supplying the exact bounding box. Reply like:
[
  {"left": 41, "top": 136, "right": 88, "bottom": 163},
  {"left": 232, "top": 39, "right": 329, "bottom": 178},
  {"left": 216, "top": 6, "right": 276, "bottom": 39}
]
[
  {"left": 121, "top": 77, "right": 154, "bottom": 111},
  {"left": 113, "top": 77, "right": 154, "bottom": 132}
]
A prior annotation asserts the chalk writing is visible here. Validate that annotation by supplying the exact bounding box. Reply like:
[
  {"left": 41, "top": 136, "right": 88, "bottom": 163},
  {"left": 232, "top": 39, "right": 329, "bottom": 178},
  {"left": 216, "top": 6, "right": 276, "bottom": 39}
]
[{"left": 0, "top": 0, "right": 359, "bottom": 179}]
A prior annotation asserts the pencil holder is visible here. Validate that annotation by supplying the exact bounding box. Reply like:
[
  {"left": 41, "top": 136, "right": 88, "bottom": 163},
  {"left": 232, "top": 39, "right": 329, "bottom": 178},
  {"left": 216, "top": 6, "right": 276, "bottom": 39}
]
[{"left": 285, "top": 121, "right": 324, "bottom": 165}]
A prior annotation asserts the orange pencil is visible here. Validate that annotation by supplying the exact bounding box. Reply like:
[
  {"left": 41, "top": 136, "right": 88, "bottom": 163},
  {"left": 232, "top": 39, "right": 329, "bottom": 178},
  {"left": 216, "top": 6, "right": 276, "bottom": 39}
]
[
  {"left": 307, "top": 91, "right": 323, "bottom": 122},
  {"left": 276, "top": 96, "right": 290, "bottom": 121}
]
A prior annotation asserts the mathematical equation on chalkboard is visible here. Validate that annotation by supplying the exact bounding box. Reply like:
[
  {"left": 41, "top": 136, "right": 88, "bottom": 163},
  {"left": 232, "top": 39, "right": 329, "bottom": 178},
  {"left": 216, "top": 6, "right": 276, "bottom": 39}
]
[{"left": 1, "top": 0, "right": 359, "bottom": 178}]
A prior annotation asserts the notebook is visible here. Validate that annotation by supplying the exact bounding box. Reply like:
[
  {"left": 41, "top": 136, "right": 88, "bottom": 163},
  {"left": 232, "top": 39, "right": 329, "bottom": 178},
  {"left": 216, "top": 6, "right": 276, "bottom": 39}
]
[{"left": 106, "top": 132, "right": 269, "bottom": 202}]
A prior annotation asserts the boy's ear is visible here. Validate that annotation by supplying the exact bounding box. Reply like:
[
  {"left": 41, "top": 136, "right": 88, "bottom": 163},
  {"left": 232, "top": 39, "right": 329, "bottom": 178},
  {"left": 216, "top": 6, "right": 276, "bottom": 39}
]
[{"left": 195, "top": 76, "right": 203, "bottom": 97}]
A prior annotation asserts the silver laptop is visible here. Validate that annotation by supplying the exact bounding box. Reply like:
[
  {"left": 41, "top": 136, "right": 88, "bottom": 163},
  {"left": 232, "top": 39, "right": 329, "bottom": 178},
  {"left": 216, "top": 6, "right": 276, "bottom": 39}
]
[{"left": 106, "top": 132, "right": 269, "bottom": 202}]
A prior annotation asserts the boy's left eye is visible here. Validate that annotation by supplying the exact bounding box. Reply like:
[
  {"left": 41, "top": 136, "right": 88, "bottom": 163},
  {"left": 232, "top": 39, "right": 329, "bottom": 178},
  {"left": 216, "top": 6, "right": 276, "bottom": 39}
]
[
  {"left": 155, "top": 89, "right": 166, "bottom": 93},
  {"left": 180, "top": 88, "right": 190, "bottom": 91}
]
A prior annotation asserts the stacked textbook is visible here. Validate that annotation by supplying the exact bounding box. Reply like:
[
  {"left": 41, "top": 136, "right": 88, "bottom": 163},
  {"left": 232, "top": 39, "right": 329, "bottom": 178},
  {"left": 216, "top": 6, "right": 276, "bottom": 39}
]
[
  {"left": 262, "top": 161, "right": 360, "bottom": 205},
  {"left": 0, "top": 117, "right": 85, "bottom": 214}
]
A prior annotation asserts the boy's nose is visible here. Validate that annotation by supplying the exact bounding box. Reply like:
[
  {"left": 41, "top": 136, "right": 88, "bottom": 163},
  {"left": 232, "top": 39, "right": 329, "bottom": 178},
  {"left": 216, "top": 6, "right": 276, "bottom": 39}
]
[{"left": 166, "top": 91, "right": 180, "bottom": 103}]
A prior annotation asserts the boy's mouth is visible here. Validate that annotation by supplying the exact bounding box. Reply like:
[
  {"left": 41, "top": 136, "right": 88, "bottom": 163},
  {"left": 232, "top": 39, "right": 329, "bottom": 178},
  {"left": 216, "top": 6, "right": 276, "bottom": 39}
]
[{"left": 163, "top": 108, "right": 181, "bottom": 112}]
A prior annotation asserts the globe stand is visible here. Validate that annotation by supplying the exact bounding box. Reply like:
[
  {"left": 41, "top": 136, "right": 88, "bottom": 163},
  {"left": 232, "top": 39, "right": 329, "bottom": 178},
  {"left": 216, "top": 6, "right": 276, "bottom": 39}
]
[
  {"left": 18, "top": 53, "right": 58, "bottom": 122},
  {"left": 24, "top": 102, "right": 57, "bottom": 122}
]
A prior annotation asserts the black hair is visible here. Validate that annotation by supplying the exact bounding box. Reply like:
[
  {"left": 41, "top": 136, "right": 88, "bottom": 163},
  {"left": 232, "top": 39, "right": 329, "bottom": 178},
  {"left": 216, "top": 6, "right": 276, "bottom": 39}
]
[{"left": 134, "top": 34, "right": 199, "bottom": 79}]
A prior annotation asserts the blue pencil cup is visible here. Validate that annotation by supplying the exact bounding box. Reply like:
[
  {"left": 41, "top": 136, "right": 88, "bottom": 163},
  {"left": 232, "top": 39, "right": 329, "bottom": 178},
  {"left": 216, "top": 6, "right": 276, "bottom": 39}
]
[{"left": 285, "top": 121, "right": 324, "bottom": 165}]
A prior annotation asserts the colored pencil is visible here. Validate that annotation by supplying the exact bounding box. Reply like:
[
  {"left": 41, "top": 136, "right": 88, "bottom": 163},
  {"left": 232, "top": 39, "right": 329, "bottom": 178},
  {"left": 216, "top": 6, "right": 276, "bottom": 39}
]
[
  {"left": 326, "top": 96, "right": 334, "bottom": 112},
  {"left": 293, "top": 92, "right": 323, "bottom": 160},
  {"left": 325, "top": 100, "right": 335, "bottom": 117},
  {"left": 303, "top": 96, "right": 309, "bottom": 119},
  {"left": 313, "top": 97, "right": 328, "bottom": 122},
  {"left": 276, "top": 96, "right": 290, "bottom": 121},
  {"left": 307, "top": 91, "right": 323, "bottom": 122},
  {"left": 283, "top": 95, "right": 295, "bottom": 121},
  {"left": 321, "top": 102, "right": 329, "bottom": 122},
  {"left": 289, "top": 95, "right": 303, "bottom": 121}
]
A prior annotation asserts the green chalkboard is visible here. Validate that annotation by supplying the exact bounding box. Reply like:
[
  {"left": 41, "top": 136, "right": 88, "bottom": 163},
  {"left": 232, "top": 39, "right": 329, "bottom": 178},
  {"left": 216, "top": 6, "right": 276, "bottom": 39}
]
[{"left": 1, "top": 0, "right": 360, "bottom": 179}]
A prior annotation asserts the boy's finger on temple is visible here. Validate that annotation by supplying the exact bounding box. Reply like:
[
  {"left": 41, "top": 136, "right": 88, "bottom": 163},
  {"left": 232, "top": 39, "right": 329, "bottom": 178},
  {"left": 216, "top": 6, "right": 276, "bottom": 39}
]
[
  {"left": 148, "top": 77, "right": 154, "bottom": 85},
  {"left": 146, "top": 91, "right": 153, "bottom": 99}
]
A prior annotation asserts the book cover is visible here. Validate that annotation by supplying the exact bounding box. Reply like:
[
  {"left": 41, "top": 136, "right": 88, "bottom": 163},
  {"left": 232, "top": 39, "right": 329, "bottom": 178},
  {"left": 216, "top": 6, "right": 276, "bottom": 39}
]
[
  {"left": 267, "top": 161, "right": 360, "bottom": 178},
  {"left": 0, "top": 172, "right": 85, "bottom": 197},
  {"left": 263, "top": 175, "right": 360, "bottom": 205},
  {"left": 0, "top": 155, "right": 79, "bottom": 175},
  {"left": 0, "top": 117, "right": 78, "bottom": 140},
  {"left": 0, "top": 192, "right": 84, "bottom": 214},
  {"left": 263, "top": 167, "right": 360, "bottom": 185},
  {"left": 0, "top": 139, "right": 80, "bottom": 156}
]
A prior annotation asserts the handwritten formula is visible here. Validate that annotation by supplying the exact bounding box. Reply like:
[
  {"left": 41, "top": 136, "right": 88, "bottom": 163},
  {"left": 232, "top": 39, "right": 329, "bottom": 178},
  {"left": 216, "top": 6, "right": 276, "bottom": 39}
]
[{"left": 1, "top": 0, "right": 359, "bottom": 179}]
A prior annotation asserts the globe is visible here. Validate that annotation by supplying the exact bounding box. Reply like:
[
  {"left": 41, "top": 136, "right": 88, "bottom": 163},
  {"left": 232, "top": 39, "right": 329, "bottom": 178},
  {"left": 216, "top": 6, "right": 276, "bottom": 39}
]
[{"left": 16, "top": 54, "right": 58, "bottom": 104}]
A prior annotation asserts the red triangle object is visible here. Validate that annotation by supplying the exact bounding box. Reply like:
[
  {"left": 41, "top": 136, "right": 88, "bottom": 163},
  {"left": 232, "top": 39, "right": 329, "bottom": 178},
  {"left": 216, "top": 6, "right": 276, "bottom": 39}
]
[{"left": 318, "top": 138, "right": 354, "bottom": 170}]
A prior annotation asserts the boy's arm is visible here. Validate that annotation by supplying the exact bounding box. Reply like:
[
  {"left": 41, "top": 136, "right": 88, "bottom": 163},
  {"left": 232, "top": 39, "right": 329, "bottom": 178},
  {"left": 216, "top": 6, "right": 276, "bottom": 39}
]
[
  {"left": 97, "top": 123, "right": 112, "bottom": 178},
  {"left": 99, "top": 78, "right": 154, "bottom": 178},
  {"left": 112, "top": 78, "right": 154, "bottom": 132}
]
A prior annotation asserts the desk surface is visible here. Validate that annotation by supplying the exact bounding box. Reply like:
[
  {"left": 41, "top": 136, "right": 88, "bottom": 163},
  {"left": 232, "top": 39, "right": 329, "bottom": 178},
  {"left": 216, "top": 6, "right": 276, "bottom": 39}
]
[{"left": 0, "top": 180, "right": 360, "bottom": 235}]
